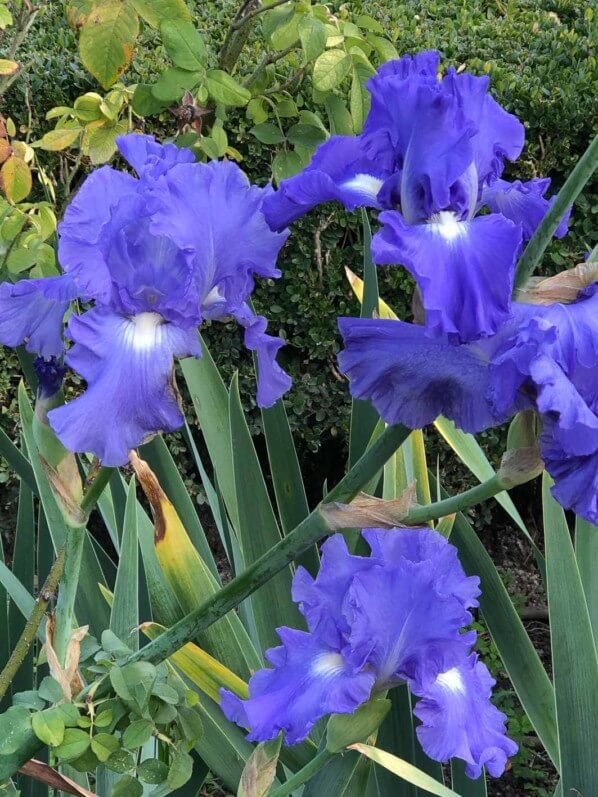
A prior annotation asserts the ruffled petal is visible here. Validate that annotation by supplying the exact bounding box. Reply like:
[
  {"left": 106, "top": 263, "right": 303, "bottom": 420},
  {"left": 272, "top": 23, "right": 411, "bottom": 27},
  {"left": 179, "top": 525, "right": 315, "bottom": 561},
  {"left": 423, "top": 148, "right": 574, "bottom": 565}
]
[
  {"left": 234, "top": 306, "right": 292, "bottom": 407},
  {"left": 411, "top": 654, "right": 518, "bottom": 779},
  {"left": 48, "top": 308, "right": 200, "bottom": 466},
  {"left": 262, "top": 136, "right": 392, "bottom": 232},
  {"left": 444, "top": 71, "right": 524, "bottom": 187},
  {"left": 338, "top": 316, "right": 504, "bottom": 433},
  {"left": 362, "top": 528, "right": 480, "bottom": 610},
  {"left": 220, "top": 627, "right": 375, "bottom": 744},
  {"left": 116, "top": 133, "right": 195, "bottom": 178},
  {"left": 482, "top": 178, "right": 570, "bottom": 241},
  {"left": 292, "top": 534, "right": 376, "bottom": 647},
  {"left": 343, "top": 531, "right": 477, "bottom": 686},
  {"left": 0, "top": 275, "right": 79, "bottom": 357},
  {"left": 57, "top": 166, "right": 137, "bottom": 300},
  {"left": 373, "top": 211, "right": 521, "bottom": 342},
  {"left": 147, "top": 160, "right": 289, "bottom": 308}
]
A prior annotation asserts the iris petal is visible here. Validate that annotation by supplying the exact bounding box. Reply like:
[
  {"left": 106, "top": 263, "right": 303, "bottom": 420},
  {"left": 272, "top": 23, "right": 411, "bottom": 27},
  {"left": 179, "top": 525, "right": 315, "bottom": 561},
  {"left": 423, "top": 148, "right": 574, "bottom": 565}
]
[
  {"left": 373, "top": 211, "right": 521, "bottom": 342},
  {"left": 412, "top": 655, "right": 518, "bottom": 779},
  {"left": 338, "top": 316, "right": 505, "bottom": 433},
  {"left": 482, "top": 177, "right": 570, "bottom": 241},
  {"left": 220, "top": 628, "right": 374, "bottom": 745},
  {"left": 262, "top": 136, "right": 392, "bottom": 232},
  {"left": 0, "top": 275, "right": 78, "bottom": 357},
  {"left": 48, "top": 307, "right": 200, "bottom": 466}
]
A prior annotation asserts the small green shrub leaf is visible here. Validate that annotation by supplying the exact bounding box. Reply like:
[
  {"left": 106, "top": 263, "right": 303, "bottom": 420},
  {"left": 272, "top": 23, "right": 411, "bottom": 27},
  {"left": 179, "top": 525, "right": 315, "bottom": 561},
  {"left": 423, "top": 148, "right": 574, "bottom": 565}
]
[
  {"left": 161, "top": 20, "right": 207, "bottom": 70},
  {"left": 0, "top": 707, "right": 32, "bottom": 755},
  {"left": 205, "top": 70, "right": 251, "bottom": 107},
  {"left": 122, "top": 718, "right": 154, "bottom": 750},
  {"left": 31, "top": 708, "right": 65, "bottom": 747},
  {"left": 54, "top": 728, "right": 91, "bottom": 761},
  {"left": 137, "top": 758, "right": 169, "bottom": 784},
  {"left": 313, "top": 49, "right": 352, "bottom": 91}
]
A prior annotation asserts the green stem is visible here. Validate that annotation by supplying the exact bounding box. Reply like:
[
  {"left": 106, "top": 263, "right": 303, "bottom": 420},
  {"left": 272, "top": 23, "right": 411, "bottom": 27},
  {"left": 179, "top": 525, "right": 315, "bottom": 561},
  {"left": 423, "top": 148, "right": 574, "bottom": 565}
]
[
  {"left": 269, "top": 749, "right": 332, "bottom": 797},
  {"left": 81, "top": 466, "right": 114, "bottom": 514},
  {"left": 0, "top": 546, "right": 66, "bottom": 702},
  {"left": 514, "top": 132, "right": 598, "bottom": 290},
  {"left": 404, "top": 474, "right": 507, "bottom": 526},
  {"left": 121, "top": 424, "right": 409, "bottom": 667},
  {"left": 52, "top": 529, "right": 85, "bottom": 666}
]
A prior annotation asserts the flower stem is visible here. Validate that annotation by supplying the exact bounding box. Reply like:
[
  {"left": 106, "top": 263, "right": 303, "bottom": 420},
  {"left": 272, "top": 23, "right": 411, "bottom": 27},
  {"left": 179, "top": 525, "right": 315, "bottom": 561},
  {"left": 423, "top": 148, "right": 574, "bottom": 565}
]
[
  {"left": 514, "top": 132, "right": 598, "bottom": 290},
  {"left": 404, "top": 473, "right": 507, "bottom": 526},
  {"left": 0, "top": 545, "right": 66, "bottom": 702},
  {"left": 269, "top": 749, "right": 332, "bottom": 797}
]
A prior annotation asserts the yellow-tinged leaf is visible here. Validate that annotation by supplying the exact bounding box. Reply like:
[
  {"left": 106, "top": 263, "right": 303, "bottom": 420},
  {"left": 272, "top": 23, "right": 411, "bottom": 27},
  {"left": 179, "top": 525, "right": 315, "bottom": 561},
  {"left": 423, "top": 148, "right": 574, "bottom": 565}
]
[
  {"left": 0, "top": 58, "right": 18, "bottom": 76},
  {"left": 35, "top": 128, "right": 82, "bottom": 152},
  {"left": 11, "top": 140, "right": 34, "bottom": 163},
  {"left": 345, "top": 266, "right": 397, "bottom": 319},
  {"left": 79, "top": 2, "right": 139, "bottom": 89},
  {"left": 1, "top": 155, "right": 32, "bottom": 203},
  {"left": 141, "top": 622, "right": 248, "bottom": 703},
  {"left": 0, "top": 138, "right": 12, "bottom": 164},
  {"left": 349, "top": 743, "right": 461, "bottom": 797}
]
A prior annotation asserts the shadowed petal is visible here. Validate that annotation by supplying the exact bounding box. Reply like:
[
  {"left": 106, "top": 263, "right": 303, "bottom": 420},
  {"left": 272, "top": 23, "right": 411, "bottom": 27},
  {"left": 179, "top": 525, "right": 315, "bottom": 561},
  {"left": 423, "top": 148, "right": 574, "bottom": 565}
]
[
  {"left": 116, "top": 133, "right": 195, "bottom": 178},
  {"left": 338, "top": 317, "right": 504, "bottom": 433},
  {"left": 48, "top": 308, "right": 200, "bottom": 466},
  {"left": 0, "top": 275, "right": 79, "bottom": 357},
  {"left": 220, "top": 628, "right": 374, "bottom": 745},
  {"left": 373, "top": 211, "right": 521, "bottom": 341},
  {"left": 482, "top": 177, "right": 570, "bottom": 241}
]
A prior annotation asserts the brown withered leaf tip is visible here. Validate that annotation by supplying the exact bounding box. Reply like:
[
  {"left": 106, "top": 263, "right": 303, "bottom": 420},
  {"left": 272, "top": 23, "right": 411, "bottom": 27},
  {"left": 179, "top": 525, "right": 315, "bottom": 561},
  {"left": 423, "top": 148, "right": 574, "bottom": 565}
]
[
  {"left": 20, "top": 760, "right": 98, "bottom": 797},
  {"left": 498, "top": 446, "right": 544, "bottom": 488},
  {"left": 129, "top": 450, "right": 167, "bottom": 542},
  {"left": 170, "top": 90, "right": 212, "bottom": 135},
  {"left": 321, "top": 483, "right": 418, "bottom": 530},
  {"left": 517, "top": 261, "right": 598, "bottom": 306}
]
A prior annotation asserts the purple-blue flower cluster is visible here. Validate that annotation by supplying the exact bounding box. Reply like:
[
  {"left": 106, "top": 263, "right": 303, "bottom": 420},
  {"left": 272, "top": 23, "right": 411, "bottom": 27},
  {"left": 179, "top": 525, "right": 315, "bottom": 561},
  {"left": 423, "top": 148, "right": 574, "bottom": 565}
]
[
  {"left": 264, "top": 50, "right": 593, "bottom": 522},
  {"left": 0, "top": 135, "right": 292, "bottom": 465},
  {"left": 221, "top": 528, "right": 517, "bottom": 779}
]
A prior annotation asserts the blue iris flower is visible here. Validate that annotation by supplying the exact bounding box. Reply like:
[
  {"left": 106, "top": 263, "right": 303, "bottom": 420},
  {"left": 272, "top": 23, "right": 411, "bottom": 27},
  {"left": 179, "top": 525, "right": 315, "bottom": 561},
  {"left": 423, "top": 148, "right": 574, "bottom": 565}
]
[
  {"left": 339, "top": 279, "right": 598, "bottom": 524},
  {"left": 221, "top": 528, "right": 518, "bottom": 779},
  {"left": 264, "top": 51, "right": 569, "bottom": 343},
  {"left": 0, "top": 134, "right": 292, "bottom": 466}
]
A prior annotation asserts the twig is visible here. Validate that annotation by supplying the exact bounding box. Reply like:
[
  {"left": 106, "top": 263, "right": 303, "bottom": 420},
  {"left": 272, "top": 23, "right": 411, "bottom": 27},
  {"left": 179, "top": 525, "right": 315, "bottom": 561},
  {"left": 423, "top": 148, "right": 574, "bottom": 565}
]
[
  {"left": 243, "top": 42, "right": 299, "bottom": 87},
  {"left": 0, "top": 545, "right": 67, "bottom": 703},
  {"left": 231, "top": 0, "right": 294, "bottom": 30},
  {"left": 260, "top": 66, "right": 306, "bottom": 96},
  {"left": 0, "top": 6, "right": 38, "bottom": 98}
]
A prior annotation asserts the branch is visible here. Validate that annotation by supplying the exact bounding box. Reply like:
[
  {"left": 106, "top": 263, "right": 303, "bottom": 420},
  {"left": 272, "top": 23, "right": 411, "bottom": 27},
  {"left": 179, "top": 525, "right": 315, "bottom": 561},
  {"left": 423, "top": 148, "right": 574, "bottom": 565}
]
[
  {"left": 231, "top": 0, "right": 294, "bottom": 30},
  {"left": 243, "top": 42, "right": 299, "bottom": 88}
]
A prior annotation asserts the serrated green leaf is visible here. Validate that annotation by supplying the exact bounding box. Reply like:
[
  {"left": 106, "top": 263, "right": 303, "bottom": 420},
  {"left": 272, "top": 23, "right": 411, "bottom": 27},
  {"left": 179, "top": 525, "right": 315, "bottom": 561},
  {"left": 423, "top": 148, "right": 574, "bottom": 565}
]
[
  {"left": 138, "top": 758, "right": 169, "bottom": 784},
  {"left": 1, "top": 156, "right": 32, "bottom": 203},
  {"left": 152, "top": 66, "right": 203, "bottom": 103},
  {"left": 286, "top": 122, "right": 327, "bottom": 149},
  {"left": 105, "top": 747, "right": 136, "bottom": 774},
  {"left": 130, "top": 0, "right": 190, "bottom": 28},
  {"left": 112, "top": 774, "right": 143, "bottom": 797},
  {"left": 313, "top": 49, "right": 352, "bottom": 91},
  {"left": 109, "top": 661, "right": 157, "bottom": 711},
  {"left": 299, "top": 15, "right": 327, "bottom": 62},
  {"left": 272, "top": 149, "right": 302, "bottom": 184},
  {"left": 54, "top": 728, "right": 90, "bottom": 761},
  {"left": 0, "top": 707, "right": 32, "bottom": 755},
  {"left": 161, "top": 19, "right": 207, "bottom": 70},
  {"left": 167, "top": 747, "right": 194, "bottom": 789},
  {"left": 35, "top": 128, "right": 82, "bottom": 151},
  {"left": 91, "top": 732, "right": 120, "bottom": 762},
  {"left": 37, "top": 676, "right": 64, "bottom": 704},
  {"left": 176, "top": 705, "right": 203, "bottom": 742},
  {"left": 250, "top": 122, "right": 286, "bottom": 145},
  {"left": 79, "top": 2, "right": 139, "bottom": 89},
  {"left": 31, "top": 708, "right": 65, "bottom": 747},
  {"left": 206, "top": 70, "right": 251, "bottom": 107},
  {"left": 122, "top": 719, "right": 154, "bottom": 750},
  {"left": 131, "top": 83, "right": 169, "bottom": 116}
]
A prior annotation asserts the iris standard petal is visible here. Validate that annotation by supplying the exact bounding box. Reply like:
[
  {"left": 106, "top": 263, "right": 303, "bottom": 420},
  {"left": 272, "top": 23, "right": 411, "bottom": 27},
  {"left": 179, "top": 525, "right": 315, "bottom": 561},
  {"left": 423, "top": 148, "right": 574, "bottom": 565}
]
[
  {"left": 0, "top": 275, "right": 79, "bottom": 357},
  {"left": 116, "top": 133, "right": 195, "bottom": 178},
  {"left": 235, "top": 306, "right": 292, "bottom": 407},
  {"left": 482, "top": 177, "right": 570, "bottom": 241},
  {"left": 148, "top": 159, "right": 289, "bottom": 307},
  {"left": 57, "top": 166, "right": 137, "bottom": 300},
  {"left": 412, "top": 654, "right": 518, "bottom": 779},
  {"left": 343, "top": 536, "right": 476, "bottom": 686},
  {"left": 220, "top": 627, "right": 375, "bottom": 745},
  {"left": 262, "top": 136, "right": 392, "bottom": 232},
  {"left": 338, "top": 316, "right": 504, "bottom": 433},
  {"left": 292, "top": 534, "right": 376, "bottom": 647},
  {"left": 48, "top": 308, "right": 200, "bottom": 466},
  {"left": 373, "top": 211, "right": 521, "bottom": 341}
]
